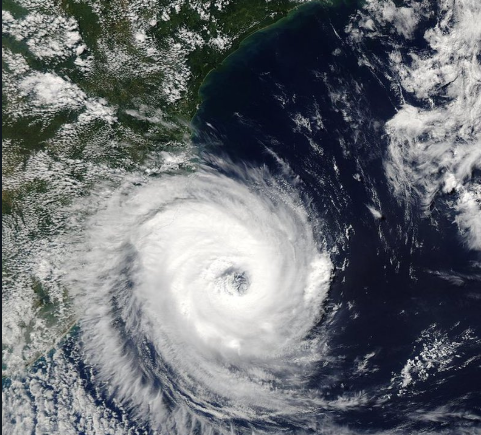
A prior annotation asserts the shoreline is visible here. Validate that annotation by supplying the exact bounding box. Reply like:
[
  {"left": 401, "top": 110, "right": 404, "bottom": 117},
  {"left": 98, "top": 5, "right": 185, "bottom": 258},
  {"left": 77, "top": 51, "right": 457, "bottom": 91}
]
[
  {"left": 193, "top": 1, "right": 322, "bottom": 125},
  {"left": 4, "top": 0, "right": 351, "bottom": 383}
]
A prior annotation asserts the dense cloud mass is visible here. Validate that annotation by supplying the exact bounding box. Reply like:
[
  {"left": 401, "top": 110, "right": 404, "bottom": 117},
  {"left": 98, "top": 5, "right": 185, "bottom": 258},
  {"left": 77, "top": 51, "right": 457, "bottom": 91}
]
[{"left": 68, "top": 161, "right": 332, "bottom": 431}]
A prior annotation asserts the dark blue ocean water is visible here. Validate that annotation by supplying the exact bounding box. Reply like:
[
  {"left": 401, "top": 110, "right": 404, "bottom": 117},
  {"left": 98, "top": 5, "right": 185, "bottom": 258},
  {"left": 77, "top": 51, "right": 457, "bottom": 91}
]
[
  {"left": 191, "top": 1, "right": 481, "bottom": 432},
  {"left": 26, "top": 2, "right": 480, "bottom": 434}
]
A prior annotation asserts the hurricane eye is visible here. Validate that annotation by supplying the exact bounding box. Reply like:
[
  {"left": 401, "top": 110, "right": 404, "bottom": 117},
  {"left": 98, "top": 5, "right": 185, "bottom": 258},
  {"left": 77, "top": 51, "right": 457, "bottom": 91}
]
[{"left": 217, "top": 268, "right": 250, "bottom": 296}]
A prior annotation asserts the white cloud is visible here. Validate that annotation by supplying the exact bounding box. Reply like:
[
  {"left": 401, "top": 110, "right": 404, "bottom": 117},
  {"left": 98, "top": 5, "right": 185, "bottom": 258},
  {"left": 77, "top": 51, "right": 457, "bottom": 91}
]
[
  {"left": 383, "top": 0, "right": 481, "bottom": 250},
  {"left": 17, "top": 72, "right": 117, "bottom": 123}
]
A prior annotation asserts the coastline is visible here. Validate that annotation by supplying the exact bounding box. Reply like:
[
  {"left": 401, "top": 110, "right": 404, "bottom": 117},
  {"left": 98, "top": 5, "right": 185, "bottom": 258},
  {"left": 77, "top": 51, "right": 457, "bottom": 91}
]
[
  {"left": 191, "top": 0, "right": 359, "bottom": 129},
  {"left": 4, "top": 0, "right": 355, "bottom": 381},
  {"left": 193, "top": 1, "right": 321, "bottom": 125}
]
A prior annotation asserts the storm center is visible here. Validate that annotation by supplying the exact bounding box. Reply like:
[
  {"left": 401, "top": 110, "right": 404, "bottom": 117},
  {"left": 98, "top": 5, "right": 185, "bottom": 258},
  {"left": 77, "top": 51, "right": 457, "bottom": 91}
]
[{"left": 216, "top": 267, "right": 250, "bottom": 296}]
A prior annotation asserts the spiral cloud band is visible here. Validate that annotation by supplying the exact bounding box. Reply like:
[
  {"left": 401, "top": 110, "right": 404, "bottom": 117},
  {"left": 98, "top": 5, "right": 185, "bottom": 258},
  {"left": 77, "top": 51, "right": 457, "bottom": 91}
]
[{"left": 71, "top": 160, "right": 332, "bottom": 431}]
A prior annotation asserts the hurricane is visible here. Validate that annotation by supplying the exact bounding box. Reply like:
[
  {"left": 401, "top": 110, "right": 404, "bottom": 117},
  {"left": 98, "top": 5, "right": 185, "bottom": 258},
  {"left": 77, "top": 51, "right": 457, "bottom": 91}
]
[{"left": 69, "top": 159, "right": 333, "bottom": 432}]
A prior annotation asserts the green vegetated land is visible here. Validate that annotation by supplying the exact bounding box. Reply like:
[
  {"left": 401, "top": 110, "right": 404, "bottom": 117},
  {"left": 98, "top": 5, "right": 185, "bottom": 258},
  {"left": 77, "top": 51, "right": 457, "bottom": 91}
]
[
  {"left": 3, "top": 0, "right": 364, "bottom": 374},
  {"left": 2, "top": 0, "right": 313, "bottom": 218},
  {"left": 2, "top": 0, "right": 311, "bottom": 372},
  {"left": 3, "top": 0, "right": 306, "bottom": 177}
]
